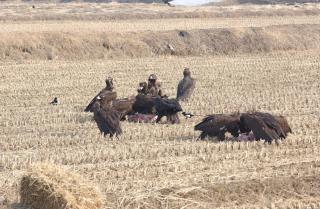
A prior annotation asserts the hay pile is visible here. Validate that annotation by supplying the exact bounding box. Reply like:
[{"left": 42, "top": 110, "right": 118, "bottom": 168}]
[{"left": 20, "top": 163, "right": 103, "bottom": 209}]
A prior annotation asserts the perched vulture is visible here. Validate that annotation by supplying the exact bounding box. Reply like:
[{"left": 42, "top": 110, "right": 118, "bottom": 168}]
[
  {"left": 154, "top": 97, "right": 182, "bottom": 124},
  {"left": 177, "top": 68, "right": 195, "bottom": 101},
  {"left": 111, "top": 97, "right": 136, "bottom": 120},
  {"left": 85, "top": 77, "right": 116, "bottom": 112},
  {"left": 194, "top": 113, "right": 241, "bottom": 140},
  {"left": 195, "top": 111, "right": 292, "bottom": 143},
  {"left": 49, "top": 97, "right": 59, "bottom": 105},
  {"left": 91, "top": 100, "right": 122, "bottom": 138}
]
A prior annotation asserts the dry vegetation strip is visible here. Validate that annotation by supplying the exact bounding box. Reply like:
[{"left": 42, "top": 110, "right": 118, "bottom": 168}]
[
  {"left": 1, "top": 2, "right": 320, "bottom": 21},
  {"left": 2, "top": 16, "right": 320, "bottom": 33},
  {"left": 0, "top": 50, "right": 320, "bottom": 208},
  {"left": 1, "top": 24, "right": 320, "bottom": 60}
]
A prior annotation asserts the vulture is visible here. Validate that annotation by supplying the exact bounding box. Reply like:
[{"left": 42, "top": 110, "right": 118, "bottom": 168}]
[
  {"left": 195, "top": 111, "right": 292, "bottom": 143},
  {"left": 132, "top": 82, "right": 156, "bottom": 114},
  {"left": 91, "top": 99, "right": 122, "bottom": 138},
  {"left": 49, "top": 97, "right": 59, "bottom": 105},
  {"left": 85, "top": 77, "right": 116, "bottom": 112},
  {"left": 154, "top": 97, "right": 182, "bottom": 124},
  {"left": 195, "top": 113, "right": 241, "bottom": 140},
  {"left": 177, "top": 68, "right": 195, "bottom": 101}
]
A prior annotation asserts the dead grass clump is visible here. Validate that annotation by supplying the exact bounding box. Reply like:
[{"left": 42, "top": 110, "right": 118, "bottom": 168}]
[
  {"left": 2, "top": 24, "right": 320, "bottom": 61},
  {"left": 20, "top": 163, "right": 103, "bottom": 209}
]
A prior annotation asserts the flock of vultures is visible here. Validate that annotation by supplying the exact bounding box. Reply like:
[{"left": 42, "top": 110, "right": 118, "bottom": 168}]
[{"left": 77, "top": 68, "right": 292, "bottom": 144}]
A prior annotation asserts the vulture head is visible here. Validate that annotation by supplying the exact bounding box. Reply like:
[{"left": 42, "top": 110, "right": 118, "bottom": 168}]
[
  {"left": 183, "top": 68, "right": 191, "bottom": 77},
  {"left": 148, "top": 74, "right": 157, "bottom": 85},
  {"left": 105, "top": 77, "right": 114, "bottom": 90},
  {"left": 137, "top": 82, "right": 148, "bottom": 94}
]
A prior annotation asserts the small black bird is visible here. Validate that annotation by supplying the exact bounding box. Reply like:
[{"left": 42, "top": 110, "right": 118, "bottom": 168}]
[
  {"left": 49, "top": 97, "right": 59, "bottom": 105},
  {"left": 182, "top": 112, "right": 195, "bottom": 119},
  {"left": 163, "top": 0, "right": 174, "bottom": 6}
]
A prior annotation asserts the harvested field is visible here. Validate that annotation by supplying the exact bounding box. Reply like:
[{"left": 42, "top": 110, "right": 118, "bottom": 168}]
[
  {"left": 0, "top": 2, "right": 320, "bottom": 209},
  {"left": 1, "top": 50, "right": 320, "bottom": 208}
]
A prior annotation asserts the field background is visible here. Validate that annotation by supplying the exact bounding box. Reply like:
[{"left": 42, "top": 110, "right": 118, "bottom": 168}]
[{"left": 1, "top": 1, "right": 320, "bottom": 209}]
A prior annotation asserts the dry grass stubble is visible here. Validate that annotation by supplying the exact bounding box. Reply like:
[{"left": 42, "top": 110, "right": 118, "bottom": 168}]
[
  {"left": 1, "top": 24, "right": 320, "bottom": 60},
  {"left": 0, "top": 50, "right": 320, "bottom": 208}
]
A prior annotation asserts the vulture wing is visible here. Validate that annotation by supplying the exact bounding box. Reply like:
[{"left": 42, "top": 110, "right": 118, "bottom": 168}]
[
  {"left": 240, "top": 113, "right": 282, "bottom": 143},
  {"left": 195, "top": 114, "right": 240, "bottom": 139},
  {"left": 274, "top": 115, "right": 292, "bottom": 137},
  {"left": 253, "top": 112, "right": 286, "bottom": 138},
  {"left": 177, "top": 77, "right": 195, "bottom": 101},
  {"left": 112, "top": 97, "right": 136, "bottom": 120},
  {"left": 85, "top": 89, "right": 117, "bottom": 112},
  {"left": 132, "top": 94, "right": 157, "bottom": 114}
]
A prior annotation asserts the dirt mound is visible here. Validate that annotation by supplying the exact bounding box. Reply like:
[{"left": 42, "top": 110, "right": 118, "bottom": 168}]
[
  {"left": 122, "top": 174, "right": 320, "bottom": 208},
  {"left": 1, "top": 24, "right": 320, "bottom": 61}
]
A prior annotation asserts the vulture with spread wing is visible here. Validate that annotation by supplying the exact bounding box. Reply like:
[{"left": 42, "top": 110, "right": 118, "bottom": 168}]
[
  {"left": 195, "top": 111, "right": 292, "bottom": 143},
  {"left": 177, "top": 68, "right": 195, "bottom": 101},
  {"left": 195, "top": 113, "right": 241, "bottom": 140},
  {"left": 85, "top": 77, "right": 116, "bottom": 112},
  {"left": 91, "top": 99, "right": 122, "bottom": 138}
]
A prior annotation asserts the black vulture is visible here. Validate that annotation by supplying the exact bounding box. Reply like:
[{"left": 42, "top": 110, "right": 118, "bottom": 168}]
[
  {"left": 91, "top": 100, "right": 122, "bottom": 138},
  {"left": 177, "top": 68, "right": 195, "bottom": 101},
  {"left": 85, "top": 77, "right": 116, "bottom": 112},
  {"left": 49, "top": 97, "right": 59, "bottom": 105},
  {"left": 154, "top": 97, "right": 182, "bottom": 124},
  {"left": 194, "top": 111, "right": 292, "bottom": 143},
  {"left": 194, "top": 113, "right": 241, "bottom": 140}
]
